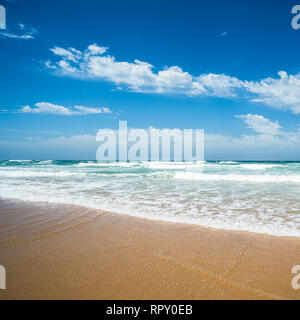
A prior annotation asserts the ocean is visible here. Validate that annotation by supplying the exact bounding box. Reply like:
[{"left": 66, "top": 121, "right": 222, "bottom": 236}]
[{"left": 0, "top": 160, "right": 300, "bottom": 237}]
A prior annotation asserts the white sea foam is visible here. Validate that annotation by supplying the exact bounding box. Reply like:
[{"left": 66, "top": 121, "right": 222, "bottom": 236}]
[
  {"left": 38, "top": 160, "right": 54, "bottom": 164},
  {"left": 146, "top": 161, "right": 208, "bottom": 170},
  {"left": 8, "top": 160, "right": 32, "bottom": 162},
  {"left": 0, "top": 160, "right": 300, "bottom": 238},
  {"left": 236, "top": 164, "right": 284, "bottom": 170},
  {"left": 174, "top": 172, "right": 300, "bottom": 183},
  {"left": 219, "top": 161, "right": 238, "bottom": 164},
  {"left": 0, "top": 170, "right": 77, "bottom": 177},
  {"left": 147, "top": 163, "right": 195, "bottom": 169},
  {"left": 0, "top": 185, "right": 299, "bottom": 238},
  {"left": 75, "top": 162, "right": 142, "bottom": 167}
]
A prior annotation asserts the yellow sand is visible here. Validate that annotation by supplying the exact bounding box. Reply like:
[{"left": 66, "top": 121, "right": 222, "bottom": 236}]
[{"left": 0, "top": 199, "right": 300, "bottom": 300}]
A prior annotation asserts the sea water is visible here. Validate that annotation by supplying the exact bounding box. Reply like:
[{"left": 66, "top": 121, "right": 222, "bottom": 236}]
[{"left": 0, "top": 160, "right": 300, "bottom": 237}]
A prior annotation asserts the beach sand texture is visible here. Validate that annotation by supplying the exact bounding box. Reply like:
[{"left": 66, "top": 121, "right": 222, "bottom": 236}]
[{"left": 0, "top": 199, "right": 300, "bottom": 300}]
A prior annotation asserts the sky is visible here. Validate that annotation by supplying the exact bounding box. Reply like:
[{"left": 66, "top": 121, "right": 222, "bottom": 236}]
[{"left": 1, "top": 0, "right": 300, "bottom": 160}]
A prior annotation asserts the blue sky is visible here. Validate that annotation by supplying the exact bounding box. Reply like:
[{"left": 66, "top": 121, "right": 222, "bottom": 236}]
[{"left": 1, "top": 0, "right": 300, "bottom": 160}]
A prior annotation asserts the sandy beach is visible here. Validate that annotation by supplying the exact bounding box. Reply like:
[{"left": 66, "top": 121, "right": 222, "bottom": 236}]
[{"left": 0, "top": 198, "right": 300, "bottom": 300}]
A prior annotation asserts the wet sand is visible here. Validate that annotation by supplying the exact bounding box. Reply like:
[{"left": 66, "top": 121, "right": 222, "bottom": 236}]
[{"left": 0, "top": 198, "right": 300, "bottom": 300}]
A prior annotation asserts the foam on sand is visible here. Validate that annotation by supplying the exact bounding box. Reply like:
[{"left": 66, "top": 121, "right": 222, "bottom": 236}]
[{"left": 0, "top": 160, "right": 299, "bottom": 238}]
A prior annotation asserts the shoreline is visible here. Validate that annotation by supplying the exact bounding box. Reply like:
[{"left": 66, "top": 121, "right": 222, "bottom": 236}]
[
  {"left": 0, "top": 197, "right": 299, "bottom": 240},
  {"left": 0, "top": 198, "right": 300, "bottom": 299}
]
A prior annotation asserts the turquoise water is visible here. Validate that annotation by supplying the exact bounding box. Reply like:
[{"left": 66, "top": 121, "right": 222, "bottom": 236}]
[{"left": 0, "top": 160, "right": 300, "bottom": 237}]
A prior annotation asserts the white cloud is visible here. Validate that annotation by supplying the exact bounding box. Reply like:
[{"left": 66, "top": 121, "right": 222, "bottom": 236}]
[
  {"left": 197, "top": 73, "right": 243, "bottom": 97},
  {"left": 203, "top": 114, "right": 300, "bottom": 159},
  {"left": 0, "top": 24, "right": 37, "bottom": 40},
  {"left": 3, "top": 124, "right": 300, "bottom": 161},
  {"left": 50, "top": 47, "right": 84, "bottom": 63},
  {"left": 73, "top": 105, "right": 112, "bottom": 114},
  {"left": 236, "top": 114, "right": 282, "bottom": 136},
  {"left": 244, "top": 71, "right": 300, "bottom": 114},
  {"left": 20, "top": 102, "right": 112, "bottom": 115},
  {"left": 46, "top": 44, "right": 300, "bottom": 113},
  {"left": 45, "top": 44, "right": 234, "bottom": 97},
  {"left": 2, "top": 114, "right": 300, "bottom": 160},
  {"left": 0, "top": 134, "right": 98, "bottom": 160},
  {"left": 0, "top": 32, "right": 34, "bottom": 39},
  {"left": 101, "top": 107, "right": 112, "bottom": 114},
  {"left": 87, "top": 43, "right": 108, "bottom": 55}
]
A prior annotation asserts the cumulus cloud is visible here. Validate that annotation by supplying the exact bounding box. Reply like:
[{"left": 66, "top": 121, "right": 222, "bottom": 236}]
[
  {"left": 50, "top": 47, "right": 82, "bottom": 62},
  {"left": 45, "top": 44, "right": 234, "bottom": 97},
  {"left": 20, "top": 102, "right": 112, "bottom": 115},
  {"left": 197, "top": 73, "right": 243, "bottom": 97},
  {"left": 45, "top": 44, "right": 300, "bottom": 113},
  {"left": 87, "top": 43, "right": 108, "bottom": 55},
  {"left": 244, "top": 71, "right": 300, "bottom": 114},
  {"left": 236, "top": 114, "right": 282, "bottom": 136}
]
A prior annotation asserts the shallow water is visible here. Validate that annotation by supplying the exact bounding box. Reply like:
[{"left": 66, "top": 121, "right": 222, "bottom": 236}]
[{"left": 0, "top": 160, "right": 300, "bottom": 237}]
